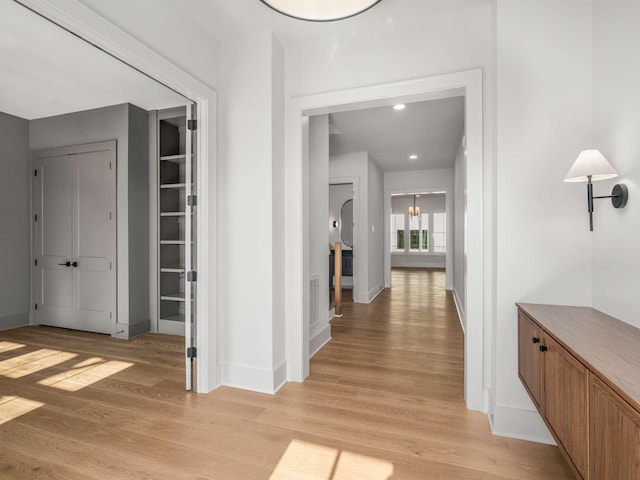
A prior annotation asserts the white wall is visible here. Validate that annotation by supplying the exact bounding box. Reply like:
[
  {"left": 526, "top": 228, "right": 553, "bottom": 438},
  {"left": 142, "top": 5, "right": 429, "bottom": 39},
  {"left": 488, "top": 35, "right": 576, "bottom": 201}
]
[
  {"left": 308, "top": 115, "right": 330, "bottom": 347},
  {"left": 78, "top": 0, "right": 220, "bottom": 91},
  {"left": 493, "top": 0, "right": 593, "bottom": 442},
  {"left": 591, "top": 0, "right": 640, "bottom": 328},
  {"left": 367, "top": 156, "right": 384, "bottom": 301},
  {"left": 453, "top": 142, "right": 467, "bottom": 330},
  {"left": 218, "top": 32, "right": 286, "bottom": 393},
  {"left": 29, "top": 103, "right": 150, "bottom": 336},
  {"left": 0, "top": 112, "right": 30, "bottom": 330},
  {"left": 330, "top": 152, "right": 369, "bottom": 303}
]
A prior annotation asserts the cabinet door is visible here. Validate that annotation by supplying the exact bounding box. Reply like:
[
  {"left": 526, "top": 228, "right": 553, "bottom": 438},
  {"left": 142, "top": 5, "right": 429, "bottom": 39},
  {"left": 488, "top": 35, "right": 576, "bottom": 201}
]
[
  {"left": 591, "top": 375, "right": 640, "bottom": 480},
  {"left": 543, "top": 334, "right": 589, "bottom": 478},
  {"left": 518, "top": 311, "right": 543, "bottom": 410}
]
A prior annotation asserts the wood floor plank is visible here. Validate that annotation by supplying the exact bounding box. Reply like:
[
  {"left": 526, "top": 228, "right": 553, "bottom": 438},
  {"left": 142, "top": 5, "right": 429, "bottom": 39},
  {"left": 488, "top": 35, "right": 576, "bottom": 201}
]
[{"left": 0, "top": 269, "right": 573, "bottom": 479}]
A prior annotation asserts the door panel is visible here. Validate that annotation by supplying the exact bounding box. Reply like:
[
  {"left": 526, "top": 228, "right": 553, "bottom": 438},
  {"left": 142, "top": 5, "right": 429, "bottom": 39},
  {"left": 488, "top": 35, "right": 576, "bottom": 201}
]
[
  {"left": 185, "top": 103, "right": 197, "bottom": 390},
  {"left": 543, "top": 334, "right": 589, "bottom": 478},
  {"left": 76, "top": 152, "right": 111, "bottom": 257},
  {"left": 40, "top": 157, "right": 73, "bottom": 258},
  {"left": 518, "top": 311, "right": 543, "bottom": 410},
  {"left": 41, "top": 266, "right": 72, "bottom": 308},
  {"left": 35, "top": 157, "right": 74, "bottom": 325}
]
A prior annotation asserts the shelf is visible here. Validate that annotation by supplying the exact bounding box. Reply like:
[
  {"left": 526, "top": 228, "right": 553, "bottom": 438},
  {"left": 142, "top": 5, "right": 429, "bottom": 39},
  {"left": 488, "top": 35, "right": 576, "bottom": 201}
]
[
  {"left": 161, "top": 267, "right": 185, "bottom": 273},
  {"left": 160, "top": 240, "right": 187, "bottom": 245},
  {"left": 161, "top": 292, "right": 185, "bottom": 302},
  {"left": 160, "top": 212, "right": 186, "bottom": 217},
  {"left": 160, "top": 154, "right": 190, "bottom": 164},
  {"left": 160, "top": 183, "right": 186, "bottom": 189}
]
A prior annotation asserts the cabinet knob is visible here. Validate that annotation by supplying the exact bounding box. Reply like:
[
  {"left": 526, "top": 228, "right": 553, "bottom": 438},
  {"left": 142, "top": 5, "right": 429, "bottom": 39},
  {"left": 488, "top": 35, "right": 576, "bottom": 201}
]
[
  {"left": 539, "top": 345, "right": 548, "bottom": 352},
  {"left": 532, "top": 337, "right": 540, "bottom": 344}
]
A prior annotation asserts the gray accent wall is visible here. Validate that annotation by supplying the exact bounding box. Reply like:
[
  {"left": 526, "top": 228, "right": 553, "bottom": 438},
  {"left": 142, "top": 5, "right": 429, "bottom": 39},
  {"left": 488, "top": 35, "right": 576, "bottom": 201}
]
[
  {"left": 0, "top": 112, "right": 30, "bottom": 330},
  {"left": 30, "top": 103, "right": 149, "bottom": 337}
]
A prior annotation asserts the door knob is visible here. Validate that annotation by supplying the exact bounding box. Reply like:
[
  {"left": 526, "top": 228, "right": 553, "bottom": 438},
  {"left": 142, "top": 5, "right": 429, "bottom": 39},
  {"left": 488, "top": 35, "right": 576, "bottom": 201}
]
[
  {"left": 58, "top": 261, "right": 71, "bottom": 267},
  {"left": 539, "top": 345, "right": 548, "bottom": 352},
  {"left": 532, "top": 337, "right": 540, "bottom": 344},
  {"left": 72, "top": 261, "right": 79, "bottom": 268}
]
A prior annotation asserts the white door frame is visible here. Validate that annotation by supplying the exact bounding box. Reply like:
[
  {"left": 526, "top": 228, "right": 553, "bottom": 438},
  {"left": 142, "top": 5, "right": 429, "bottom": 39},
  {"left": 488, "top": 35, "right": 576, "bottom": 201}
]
[
  {"left": 384, "top": 187, "right": 453, "bottom": 291},
  {"left": 285, "top": 69, "right": 485, "bottom": 411},
  {"left": 18, "top": 0, "right": 217, "bottom": 393}
]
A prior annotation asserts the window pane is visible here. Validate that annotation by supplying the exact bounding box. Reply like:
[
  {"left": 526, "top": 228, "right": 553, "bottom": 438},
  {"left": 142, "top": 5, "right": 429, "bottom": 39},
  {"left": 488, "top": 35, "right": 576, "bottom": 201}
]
[
  {"left": 420, "top": 213, "right": 429, "bottom": 252},
  {"left": 390, "top": 214, "right": 405, "bottom": 252},
  {"left": 433, "top": 212, "right": 446, "bottom": 253},
  {"left": 409, "top": 214, "right": 420, "bottom": 251}
]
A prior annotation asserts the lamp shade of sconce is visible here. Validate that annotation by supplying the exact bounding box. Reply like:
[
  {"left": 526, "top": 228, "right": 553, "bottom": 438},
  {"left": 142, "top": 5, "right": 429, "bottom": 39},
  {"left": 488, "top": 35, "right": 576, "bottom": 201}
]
[
  {"left": 564, "top": 149, "right": 629, "bottom": 231},
  {"left": 259, "top": 0, "right": 382, "bottom": 21},
  {"left": 564, "top": 149, "right": 619, "bottom": 183}
]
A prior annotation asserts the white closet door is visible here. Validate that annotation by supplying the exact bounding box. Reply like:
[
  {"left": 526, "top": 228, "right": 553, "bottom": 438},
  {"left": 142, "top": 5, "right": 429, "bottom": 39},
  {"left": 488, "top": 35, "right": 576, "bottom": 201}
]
[
  {"left": 73, "top": 150, "right": 115, "bottom": 334},
  {"left": 34, "top": 154, "right": 75, "bottom": 328},
  {"left": 34, "top": 142, "right": 116, "bottom": 334}
]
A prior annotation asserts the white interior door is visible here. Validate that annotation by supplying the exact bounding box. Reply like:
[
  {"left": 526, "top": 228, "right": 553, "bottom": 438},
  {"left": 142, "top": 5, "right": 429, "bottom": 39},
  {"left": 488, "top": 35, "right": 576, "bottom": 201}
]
[
  {"left": 185, "top": 103, "right": 197, "bottom": 390},
  {"left": 33, "top": 141, "right": 116, "bottom": 334}
]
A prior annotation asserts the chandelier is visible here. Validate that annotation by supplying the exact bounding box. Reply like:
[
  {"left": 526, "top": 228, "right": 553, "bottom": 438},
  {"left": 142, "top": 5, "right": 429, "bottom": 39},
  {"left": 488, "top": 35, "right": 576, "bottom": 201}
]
[{"left": 408, "top": 195, "right": 420, "bottom": 217}]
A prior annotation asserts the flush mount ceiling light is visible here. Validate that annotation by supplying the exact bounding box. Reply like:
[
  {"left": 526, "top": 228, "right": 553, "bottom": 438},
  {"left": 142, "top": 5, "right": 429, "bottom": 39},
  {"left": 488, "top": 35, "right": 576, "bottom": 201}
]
[{"left": 260, "top": 0, "right": 382, "bottom": 22}]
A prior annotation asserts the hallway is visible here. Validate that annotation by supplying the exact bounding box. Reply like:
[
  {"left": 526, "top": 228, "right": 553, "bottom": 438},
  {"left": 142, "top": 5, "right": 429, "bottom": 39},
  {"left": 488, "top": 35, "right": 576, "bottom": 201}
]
[{"left": 0, "top": 269, "right": 573, "bottom": 479}]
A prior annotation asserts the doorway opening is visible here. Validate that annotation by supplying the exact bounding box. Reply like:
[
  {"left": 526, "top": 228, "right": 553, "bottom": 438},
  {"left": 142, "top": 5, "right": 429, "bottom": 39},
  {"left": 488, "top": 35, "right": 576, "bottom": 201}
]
[
  {"left": 1, "top": 0, "right": 215, "bottom": 391},
  {"left": 286, "top": 70, "right": 485, "bottom": 412}
]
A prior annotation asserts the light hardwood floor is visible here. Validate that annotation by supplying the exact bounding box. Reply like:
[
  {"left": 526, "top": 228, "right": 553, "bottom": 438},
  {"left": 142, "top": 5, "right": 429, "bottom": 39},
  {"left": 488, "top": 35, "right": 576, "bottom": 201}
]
[{"left": 0, "top": 269, "right": 573, "bottom": 479}]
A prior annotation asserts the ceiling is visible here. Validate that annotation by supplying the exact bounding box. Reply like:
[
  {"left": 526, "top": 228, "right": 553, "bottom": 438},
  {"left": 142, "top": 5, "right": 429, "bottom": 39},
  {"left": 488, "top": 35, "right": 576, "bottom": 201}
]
[
  {"left": 329, "top": 97, "right": 465, "bottom": 172},
  {"left": 175, "top": 0, "right": 491, "bottom": 47},
  {"left": 0, "top": 1, "right": 189, "bottom": 120}
]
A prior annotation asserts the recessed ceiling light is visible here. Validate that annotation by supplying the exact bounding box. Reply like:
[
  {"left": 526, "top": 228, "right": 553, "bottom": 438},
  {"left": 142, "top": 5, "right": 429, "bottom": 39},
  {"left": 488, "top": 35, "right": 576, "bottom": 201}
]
[
  {"left": 259, "top": 0, "right": 382, "bottom": 22},
  {"left": 393, "top": 104, "right": 406, "bottom": 111},
  {"left": 409, "top": 154, "right": 418, "bottom": 160}
]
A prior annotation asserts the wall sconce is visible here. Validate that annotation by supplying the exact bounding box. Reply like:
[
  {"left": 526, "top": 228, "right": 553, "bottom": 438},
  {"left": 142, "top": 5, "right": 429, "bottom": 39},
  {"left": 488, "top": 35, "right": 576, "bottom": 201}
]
[
  {"left": 564, "top": 149, "right": 629, "bottom": 231},
  {"left": 332, "top": 220, "right": 340, "bottom": 228}
]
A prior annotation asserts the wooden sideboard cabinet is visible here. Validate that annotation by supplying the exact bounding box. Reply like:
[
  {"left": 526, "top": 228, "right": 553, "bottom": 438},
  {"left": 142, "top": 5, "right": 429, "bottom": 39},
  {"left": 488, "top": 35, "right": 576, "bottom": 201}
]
[{"left": 517, "top": 303, "right": 640, "bottom": 480}]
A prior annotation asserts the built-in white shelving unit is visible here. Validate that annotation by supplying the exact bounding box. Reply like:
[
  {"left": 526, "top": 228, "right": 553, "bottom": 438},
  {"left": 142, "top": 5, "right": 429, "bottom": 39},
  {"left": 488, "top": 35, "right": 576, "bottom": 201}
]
[{"left": 157, "top": 108, "right": 187, "bottom": 336}]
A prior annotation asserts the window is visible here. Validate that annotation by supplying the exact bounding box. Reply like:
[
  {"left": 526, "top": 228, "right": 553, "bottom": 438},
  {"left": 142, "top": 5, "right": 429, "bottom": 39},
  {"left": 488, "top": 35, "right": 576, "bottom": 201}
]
[
  {"left": 390, "top": 214, "right": 404, "bottom": 252},
  {"left": 433, "top": 212, "right": 446, "bottom": 253},
  {"left": 409, "top": 214, "right": 420, "bottom": 251},
  {"left": 390, "top": 195, "right": 446, "bottom": 254}
]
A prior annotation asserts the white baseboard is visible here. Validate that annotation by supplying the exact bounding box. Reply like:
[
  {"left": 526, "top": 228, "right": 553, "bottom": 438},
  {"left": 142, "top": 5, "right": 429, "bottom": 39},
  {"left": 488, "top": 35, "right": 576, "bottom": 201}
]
[
  {"left": 367, "top": 283, "right": 385, "bottom": 303},
  {"left": 309, "top": 324, "right": 332, "bottom": 358},
  {"left": 328, "top": 307, "right": 335, "bottom": 320},
  {"left": 490, "top": 404, "right": 555, "bottom": 445},
  {"left": 452, "top": 288, "right": 466, "bottom": 334},
  {"left": 0, "top": 313, "right": 29, "bottom": 332},
  {"left": 221, "top": 361, "right": 287, "bottom": 394}
]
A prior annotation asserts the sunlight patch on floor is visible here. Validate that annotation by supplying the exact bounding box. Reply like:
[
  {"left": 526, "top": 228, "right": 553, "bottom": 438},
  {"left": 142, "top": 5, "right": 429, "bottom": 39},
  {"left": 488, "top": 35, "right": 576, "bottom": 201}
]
[
  {"left": 38, "top": 359, "right": 133, "bottom": 391},
  {"left": 269, "top": 440, "right": 394, "bottom": 480},
  {"left": 0, "top": 349, "right": 78, "bottom": 378},
  {"left": 0, "top": 396, "right": 44, "bottom": 425},
  {"left": 0, "top": 341, "right": 25, "bottom": 354}
]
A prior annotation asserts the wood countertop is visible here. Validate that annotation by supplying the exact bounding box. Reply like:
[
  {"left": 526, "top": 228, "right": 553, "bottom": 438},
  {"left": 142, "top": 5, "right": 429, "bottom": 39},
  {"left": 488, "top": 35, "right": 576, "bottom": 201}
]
[{"left": 517, "top": 303, "right": 640, "bottom": 412}]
